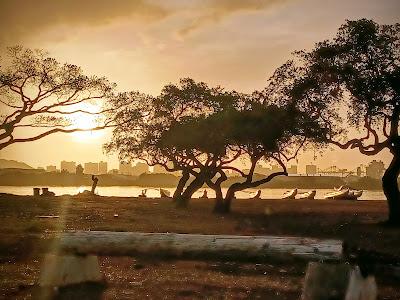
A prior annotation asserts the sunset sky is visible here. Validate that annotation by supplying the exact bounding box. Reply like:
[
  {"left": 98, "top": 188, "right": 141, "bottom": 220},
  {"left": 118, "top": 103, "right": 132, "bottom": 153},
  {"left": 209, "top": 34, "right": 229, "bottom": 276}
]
[{"left": 0, "top": 0, "right": 399, "bottom": 171}]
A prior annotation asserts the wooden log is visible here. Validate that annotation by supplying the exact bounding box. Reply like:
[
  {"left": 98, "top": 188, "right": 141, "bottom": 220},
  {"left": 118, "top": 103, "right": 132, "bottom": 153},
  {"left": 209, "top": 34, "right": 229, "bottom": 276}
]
[{"left": 56, "top": 231, "right": 342, "bottom": 262}]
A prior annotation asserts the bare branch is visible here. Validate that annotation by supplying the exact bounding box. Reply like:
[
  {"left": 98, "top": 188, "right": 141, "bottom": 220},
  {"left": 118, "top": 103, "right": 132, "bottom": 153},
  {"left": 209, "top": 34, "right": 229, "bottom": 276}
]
[
  {"left": 329, "top": 138, "right": 387, "bottom": 156},
  {"left": 0, "top": 124, "right": 114, "bottom": 150},
  {"left": 221, "top": 166, "right": 246, "bottom": 177}
]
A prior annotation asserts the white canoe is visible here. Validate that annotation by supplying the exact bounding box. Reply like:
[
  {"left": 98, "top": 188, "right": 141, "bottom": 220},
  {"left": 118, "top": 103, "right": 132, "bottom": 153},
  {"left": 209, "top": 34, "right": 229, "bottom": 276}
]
[
  {"left": 297, "top": 190, "right": 316, "bottom": 200},
  {"left": 160, "top": 188, "right": 171, "bottom": 198},
  {"left": 282, "top": 189, "right": 297, "bottom": 200},
  {"left": 334, "top": 185, "right": 352, "bottom": 191},
  {"left": 323, "top": 189, "right": 350, "bottom": 200}
]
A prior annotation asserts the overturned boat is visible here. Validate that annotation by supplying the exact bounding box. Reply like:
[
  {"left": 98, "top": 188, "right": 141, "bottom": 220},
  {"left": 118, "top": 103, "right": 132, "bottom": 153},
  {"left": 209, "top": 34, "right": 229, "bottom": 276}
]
[
  {"left": 159, "top": 188, "right": 171, "bottom": 198},
  {"left": 324, "top": 189, "right": 363, "bottom": 200},
  {"left": 323, "top": 189, "right": 350, "bottom": 200},
  {"left": 331, "top": 186, "right": 363, "bottom": 200},
  {"left": 281, "top": 189, "right": 297, "bottom": 200},
  {"left": 297, "top": 190, "right": 316, "bottom": 200}
]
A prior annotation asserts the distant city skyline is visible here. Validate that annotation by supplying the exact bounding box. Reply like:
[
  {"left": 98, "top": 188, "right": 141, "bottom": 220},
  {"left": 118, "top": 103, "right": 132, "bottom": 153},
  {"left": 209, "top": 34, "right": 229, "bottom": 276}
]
[
  {"left": 0, "top": 0, "right": 397, "bottom": 174},
  {"left": 0, "top": 154, "right": 388, "bottom": 178}
]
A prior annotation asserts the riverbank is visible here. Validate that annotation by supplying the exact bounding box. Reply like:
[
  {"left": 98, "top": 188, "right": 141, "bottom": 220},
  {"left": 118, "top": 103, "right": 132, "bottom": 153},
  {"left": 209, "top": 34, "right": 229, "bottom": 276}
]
[
  {"left": 0, "top": 168, "right": 386, "bottom": 190},
  {"left": 0, "top": 195, "right": 399, "bottom": 299},
  {"left": 0, "top": 186, "right": 387, "bottom": 200}
]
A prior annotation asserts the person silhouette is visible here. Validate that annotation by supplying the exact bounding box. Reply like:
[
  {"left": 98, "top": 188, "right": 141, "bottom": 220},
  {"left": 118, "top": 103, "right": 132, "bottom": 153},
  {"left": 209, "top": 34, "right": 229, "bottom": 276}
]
[
  {"left": 91, "top": 175, "right": 98, "bottom": 194},
  {"left": 200, "top": 190, "right": 208, "bottom": 199},
  {"left": 252, "top": 190, "right": 261, "bottom": 200}
]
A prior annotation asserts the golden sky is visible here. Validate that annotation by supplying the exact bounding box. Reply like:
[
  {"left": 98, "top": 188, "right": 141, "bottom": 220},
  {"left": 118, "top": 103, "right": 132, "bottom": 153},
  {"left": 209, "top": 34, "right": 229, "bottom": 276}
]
[{"left": 0, "top": 0, "right": 398, "bottom": 171}]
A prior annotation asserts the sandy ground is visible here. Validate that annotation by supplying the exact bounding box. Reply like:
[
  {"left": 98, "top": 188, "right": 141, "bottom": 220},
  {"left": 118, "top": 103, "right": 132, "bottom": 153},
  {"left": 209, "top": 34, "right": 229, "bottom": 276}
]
[{"left": 0, "top": 194, "right": 399, "bottom": 299}]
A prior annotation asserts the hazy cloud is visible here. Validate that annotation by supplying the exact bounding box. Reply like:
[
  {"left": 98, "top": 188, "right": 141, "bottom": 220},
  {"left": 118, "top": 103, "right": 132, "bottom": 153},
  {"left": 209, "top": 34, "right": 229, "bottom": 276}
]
[
  {"left": 0, "top": 0, "right": 170, "bottom": 44},
  {"left": 178, "top": 0, "right": 289, "bottom": 36},
  {"left": 0, "top": 0, "right": 291, "bottom": 44}
]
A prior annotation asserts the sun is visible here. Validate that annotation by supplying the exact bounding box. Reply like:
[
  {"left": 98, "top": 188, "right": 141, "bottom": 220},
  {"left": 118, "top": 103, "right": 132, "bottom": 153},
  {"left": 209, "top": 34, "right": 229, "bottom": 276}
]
[{"left": 70, "top": 104, "right": 105, "bottom": 142}]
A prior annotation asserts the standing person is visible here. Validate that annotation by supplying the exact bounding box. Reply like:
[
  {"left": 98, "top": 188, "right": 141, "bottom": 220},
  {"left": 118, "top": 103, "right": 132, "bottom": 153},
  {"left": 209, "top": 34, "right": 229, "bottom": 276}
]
[
  {"left": 200, "top": 190, "right": 208, "bottom": 199},
  {"left": 252, "top": 190, "right": 261, "bottom": 200},
  {"left": 91, "top": 175, "right": 98, "bottom": 195}
]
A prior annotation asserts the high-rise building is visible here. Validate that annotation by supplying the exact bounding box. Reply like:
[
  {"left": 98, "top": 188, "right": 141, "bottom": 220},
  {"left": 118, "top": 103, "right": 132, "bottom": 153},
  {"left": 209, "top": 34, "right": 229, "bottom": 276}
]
[
  {"left": 306, "top": 164, "right": 317, "bottom": 175},
  {"left": 271, "top": 164, "right": 283, "bottom": 172},
  {"left": 46, "top": 165, "right": 57, "bottom": 172},
  {"left": 119, "top": 161, "right": 149, "bottom": 176},
  {"left": 84, "top": 162, "right": 99, "bottom": 175},
  {"left": 60, "top": 161, "right": 76, "bottom": 173},
  {"left": 98, "top": 161, "right": 108, "bottom": 174},
  {"left": 132, "top": 162, "right": 149, "bottom": 176},
  {"left": 357, "top": 166, "right": 362, "bottom": 177},
  {"left": 108, "top": 169, "right": 119, "bottom": 175},
  {"left": 366, "top": 160, "right": 385, "bottom": 179},
  {"left": 153, "top": 164, "right": 181, "bottom": 176},
  {"left": 287, "top": 165, "right": 298, "bottom": 175},
  {"left": 153, "top": 165, "right": 167, "bottom": 174},
  {"left": 119, "top": 162, "right": 132, "bottom": 175},
  {"left": 254, "top": 165, "right": 271, "bottom": 175}
]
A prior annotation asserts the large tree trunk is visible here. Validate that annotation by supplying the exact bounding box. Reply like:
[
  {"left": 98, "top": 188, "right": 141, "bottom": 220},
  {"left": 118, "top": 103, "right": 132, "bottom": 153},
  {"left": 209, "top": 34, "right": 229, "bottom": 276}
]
[
  {"left": 382, "top": 153, "right": 400, "bottom": 226},
  {"left": 207, "top": 172, "right": 227, "bottom": 213},
  {"left": 173, "top": 171, "right": 190, "bottom": 200},
  {"left": 214, "top": 171, "right": 287, "bottom": 214},
  {"left": 175, "top": 176, "right": 204, "bottom": 208},
  {"left": 212, "top": 185, "right": 225, "bottom": 213},
  {"left": 214, "top": 188, "right": 234, "bottom": 214}
]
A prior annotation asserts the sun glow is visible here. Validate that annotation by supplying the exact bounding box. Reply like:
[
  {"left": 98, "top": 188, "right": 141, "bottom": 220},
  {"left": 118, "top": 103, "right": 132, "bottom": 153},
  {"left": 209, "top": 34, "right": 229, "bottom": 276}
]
[{"left": 70, "top": 104, "right": 105, "bottom": 142}]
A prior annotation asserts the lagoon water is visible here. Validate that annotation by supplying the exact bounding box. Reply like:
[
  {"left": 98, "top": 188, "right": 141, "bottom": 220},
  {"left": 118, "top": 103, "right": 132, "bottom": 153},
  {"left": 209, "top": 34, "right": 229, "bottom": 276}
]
[{"left": 0, "top": 186, "right": 385, "bottom": 200}]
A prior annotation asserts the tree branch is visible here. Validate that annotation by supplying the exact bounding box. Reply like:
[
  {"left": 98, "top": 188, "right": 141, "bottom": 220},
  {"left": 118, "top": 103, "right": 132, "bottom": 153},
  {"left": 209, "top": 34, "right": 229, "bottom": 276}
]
[{"left": 0, "top": 124, "right": 114, "bottom": 150}]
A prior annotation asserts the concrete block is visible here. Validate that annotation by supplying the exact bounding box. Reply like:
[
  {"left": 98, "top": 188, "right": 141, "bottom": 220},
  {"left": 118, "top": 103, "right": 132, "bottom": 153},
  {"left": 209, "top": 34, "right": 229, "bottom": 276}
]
[
  {"left": 39, "top": 254, "right": 103, "bottom": 287},
  {"left": 302, "top": 262, "right": 376, "bottom": 300}
]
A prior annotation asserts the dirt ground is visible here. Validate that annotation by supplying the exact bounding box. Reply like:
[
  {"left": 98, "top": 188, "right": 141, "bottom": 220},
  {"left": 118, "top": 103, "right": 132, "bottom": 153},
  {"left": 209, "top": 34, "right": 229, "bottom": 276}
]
[{"left": 0, "top": 194, "right": 399, "bottom": 299}]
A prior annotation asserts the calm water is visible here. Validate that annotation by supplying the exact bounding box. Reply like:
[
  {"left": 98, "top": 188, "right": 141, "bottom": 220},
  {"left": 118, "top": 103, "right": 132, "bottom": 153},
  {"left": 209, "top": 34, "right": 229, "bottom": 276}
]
[{"left": 0, "top": 186, "right": 385, "bottom": 200}]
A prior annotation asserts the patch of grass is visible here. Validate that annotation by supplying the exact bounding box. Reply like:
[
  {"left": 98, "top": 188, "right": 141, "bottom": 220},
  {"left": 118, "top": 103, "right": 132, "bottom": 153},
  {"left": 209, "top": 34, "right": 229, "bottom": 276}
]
[
  {"left": 0, "top": 195, "right": 399, "bottom": 299},
  {"left": 24, "top": 220, "right": 45, "bottom": 233}
]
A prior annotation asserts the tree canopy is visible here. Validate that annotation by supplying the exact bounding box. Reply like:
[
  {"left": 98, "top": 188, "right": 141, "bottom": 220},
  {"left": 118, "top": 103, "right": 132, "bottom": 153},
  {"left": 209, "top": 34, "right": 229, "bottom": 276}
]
[
  {"left": 0, "top": 46, "right": 116, "bottom": 150},
  {"left": 105, "top": 78, "right": 244, "bottom": 206},
  {"left": 106, "top": 78, "right": 328, "bottom": 212},
  {"left": 270, "top": 19, "right": 400, "bottom": 224}
]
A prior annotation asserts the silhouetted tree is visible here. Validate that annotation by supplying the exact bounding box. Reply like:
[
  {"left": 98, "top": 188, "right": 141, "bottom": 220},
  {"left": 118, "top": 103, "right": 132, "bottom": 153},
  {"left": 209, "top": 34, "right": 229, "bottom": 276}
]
[
  {"left": 171, "top": 101, "right": 326, "bottom": 213},
  {"left": 105, "top": 78, "right": 241, "bottom": 207},
  {"left": 107, "top": 77, "right": 328, "bottom": 211},
  {"left": 271, "top": 19, "right": 400, "bottom": 225},
  {"left": 158, "top": 108, "right": 239, "bottom": 208},
  {"left": 152, "top": 85, "right": 329, "bottom": 212},
  {"left": 0, "top": 46, "right": 116, "bottom": 150}
]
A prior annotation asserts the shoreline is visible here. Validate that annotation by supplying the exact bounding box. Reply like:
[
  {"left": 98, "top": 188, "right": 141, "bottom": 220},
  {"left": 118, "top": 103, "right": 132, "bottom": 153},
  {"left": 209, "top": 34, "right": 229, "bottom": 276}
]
[
  {"left": 0, "top": 169, "right": 387, "bottom": 190},
  {"left": 0, "top": 192, "right": 388, "bottom": 202},
  {"left": 0, "top": 185, "right": 387, "bottom": 201},
  {"left": 0, "top": 184, "right": 385, "bottom": 193}
]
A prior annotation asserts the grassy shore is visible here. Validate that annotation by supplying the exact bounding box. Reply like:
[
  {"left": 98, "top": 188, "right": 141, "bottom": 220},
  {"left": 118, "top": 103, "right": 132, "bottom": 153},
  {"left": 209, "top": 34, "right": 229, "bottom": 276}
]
[{"left": 0, "top": 194, "right": 399, "bottom": 299}]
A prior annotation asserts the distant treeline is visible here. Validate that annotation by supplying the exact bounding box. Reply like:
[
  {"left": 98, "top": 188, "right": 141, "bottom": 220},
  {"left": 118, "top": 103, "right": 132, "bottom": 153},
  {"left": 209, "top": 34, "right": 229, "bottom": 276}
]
[
  {"left": 0, "top": 169, "right": 178, "bottom": 187},
  {"left": 0, "top": 168, "right": 387, "bottom": 190},
  {"left": 243, "top": 174, "right": 384, "bottom": 190}
]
